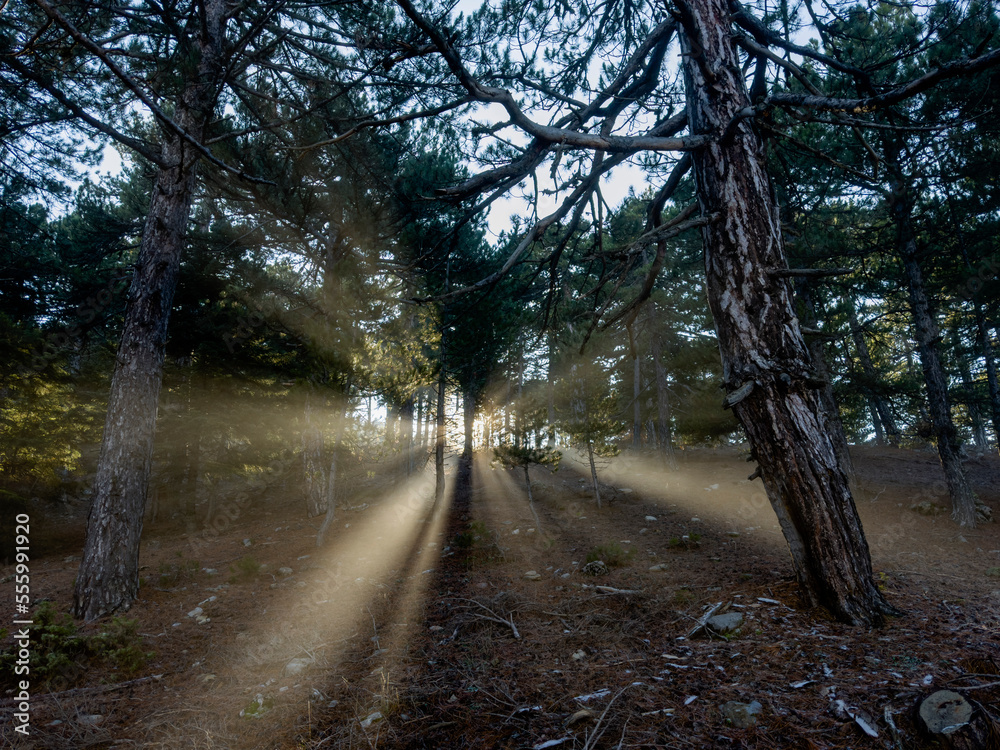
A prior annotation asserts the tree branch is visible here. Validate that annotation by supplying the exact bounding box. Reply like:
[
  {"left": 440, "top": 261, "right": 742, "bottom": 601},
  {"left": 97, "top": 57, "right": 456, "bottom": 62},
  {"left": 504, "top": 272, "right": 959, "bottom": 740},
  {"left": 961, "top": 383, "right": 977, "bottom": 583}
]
[{"left": 30, "top": 0, "right": 276, "bottom": 185}]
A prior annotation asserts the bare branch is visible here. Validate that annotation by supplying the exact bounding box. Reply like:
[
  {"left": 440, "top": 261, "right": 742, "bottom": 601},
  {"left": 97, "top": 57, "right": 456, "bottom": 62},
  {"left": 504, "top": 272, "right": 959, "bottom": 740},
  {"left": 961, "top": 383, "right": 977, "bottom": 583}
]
[
  {"left": 767, "top": 48, "right": 1000, "bottom": 113},
  {"left": 1, "top": 54, "right": 164, "bottom": 166}
]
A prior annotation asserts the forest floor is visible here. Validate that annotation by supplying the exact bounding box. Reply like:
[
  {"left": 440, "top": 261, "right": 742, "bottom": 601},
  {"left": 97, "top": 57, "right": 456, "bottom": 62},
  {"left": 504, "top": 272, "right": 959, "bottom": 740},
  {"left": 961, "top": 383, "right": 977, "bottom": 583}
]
[{"left": 2, "top": 445, "right": 1000, "bottom": 749}]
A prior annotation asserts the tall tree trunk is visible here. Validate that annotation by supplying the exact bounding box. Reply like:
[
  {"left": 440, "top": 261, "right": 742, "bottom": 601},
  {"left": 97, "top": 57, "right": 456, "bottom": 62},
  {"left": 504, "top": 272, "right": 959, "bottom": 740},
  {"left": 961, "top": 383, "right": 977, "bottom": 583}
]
[
  {"left": 435, "top": 372, "right": 446, "bottom": 502},
  {"left": 503, "top": 372, "right": 511, "bottom": 446},
  {"left": 401, "top": 395, "right": 415, "bottom": 476},
  {"left": 316, "top": 401, "right": 347, "bottom": 547},
  {"left": 945, "top": 184, "right": 1000, "bottom": 455},
  {"left": 892, "top": 185, "right": 979, "bottom": 527},
  {"left": 523, "top": 464, "right": 542, "bottom": 529},
  {"left": 651, "top": 328, "right": 678, "bottom": 470},
  {"left": 515, "top": 348, "right": 524, "bottom": 449},
  {"left": 73, "top": 0, "right": 226, "bottom": 620},
  {"left": 547, "top": 333, "right": 557, "bottom": 449},
  {"left": 414, "top": 389, "right": 423, "bottom": 459},
  {"left": 462, "top": 386, "right": 475, "bottom": 459},
  {"left": 303, "top": 388, "right": 327, "bottom": 518},
  {"left": 952, "top": 329, "right": 988, "bottom": 452},
  {"left": 385, "top": 402, "right": 398, "bottom": 450},
  {"left": 586, "top": 439, "right": 602, "bottom": 509},
  {"left": 677, "top": 0, "right": 897, "bottom": 625},
  {"left": 849, "top": 311, "right": 900, "bottom": 446},
  {"left": 867, "top": 395, "right": 887, "bottom": 446},
  {"left": 632, "top": 352, "right": 641, "bottom": 450}
]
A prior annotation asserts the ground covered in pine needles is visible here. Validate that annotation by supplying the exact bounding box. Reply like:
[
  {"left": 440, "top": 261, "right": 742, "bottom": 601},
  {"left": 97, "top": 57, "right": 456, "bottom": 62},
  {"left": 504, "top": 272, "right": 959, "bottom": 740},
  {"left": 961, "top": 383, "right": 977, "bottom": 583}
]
[{"left": 2, "top": 445, "right": 1000, "bottom": 749}]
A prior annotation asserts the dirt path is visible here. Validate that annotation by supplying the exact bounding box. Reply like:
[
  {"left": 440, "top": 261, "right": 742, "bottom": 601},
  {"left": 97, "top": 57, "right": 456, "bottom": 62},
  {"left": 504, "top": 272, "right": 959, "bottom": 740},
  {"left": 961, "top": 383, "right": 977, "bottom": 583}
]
[{"left": 3, "top": 447, "right": 1000, "bottom": 748}]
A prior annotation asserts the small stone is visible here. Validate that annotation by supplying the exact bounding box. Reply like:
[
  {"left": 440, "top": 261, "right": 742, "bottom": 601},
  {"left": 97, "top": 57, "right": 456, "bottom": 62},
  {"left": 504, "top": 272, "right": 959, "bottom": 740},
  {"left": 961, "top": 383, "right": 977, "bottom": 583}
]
[
  {"left": 618, "top": 488, "right": 633, "bottom": 494},
  {"left": 648, "top": 563, "right": 668, "bottom": 572},
  {"left": 645, "top": 516, "right": 658, "bottom": 522},
  {"left": 524, "top": 570, "right": 542, "bottom": 581},
  {"left": 202, "top": 568, "right": 218, "bottom": 575},
  {"left": 327, "top": 700, "right": 339, "bottom": 709},
  {"left": 706, "top": 611, "right": 744, "bottom": 635},
  {"left": 571, "top": 650, "right": 586, "bottom": 661},
  {"left": 78, "top": 714, "right": 103, "bottom": 725},
  {"left": 720, "top": 700, "right": 762, "bottom": 728},
  {"left": 919, "top": 690, "right": 972, "bottom": 735},
  {"left": 295, "top": 581, "right": 307, "bottom": 588},
  {"left": 277, "top": 567, "right": 293, "bottom": 577},
  {"left": 187, "top": 607, "right": 204, "bottom": 618},
  {"left": 243, "top": 538, "right": 252, "bottom": 546},
  {"left": 199, "top": 674, "right": 217, "bottom": 683}
]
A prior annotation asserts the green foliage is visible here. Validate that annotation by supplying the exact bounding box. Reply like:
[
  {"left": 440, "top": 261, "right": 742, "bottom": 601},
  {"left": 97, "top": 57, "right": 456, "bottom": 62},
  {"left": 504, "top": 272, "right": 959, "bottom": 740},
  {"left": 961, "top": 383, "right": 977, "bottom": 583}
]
[
  {"left": 94, "top": 616, "right": 155, "bottom": 675},
  {"left": 492, "top": 444, "right": 561, "bottom": 471},
  {"left": 585, "top": 542, "right": 634, "bottom": 568},
  {"left": 0, "top": 602, "right": 153, "bottom": 689},
  {"left": 229, "top": 555, "right": 262, "bottom": 582}
]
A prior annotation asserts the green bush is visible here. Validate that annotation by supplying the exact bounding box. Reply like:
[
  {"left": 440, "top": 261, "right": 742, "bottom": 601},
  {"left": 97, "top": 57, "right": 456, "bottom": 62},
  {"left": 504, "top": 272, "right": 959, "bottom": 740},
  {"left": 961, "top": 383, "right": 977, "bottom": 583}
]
[
  {"left": 0, "top": 602, "right": 154, "bottom": 689},
  {"left": 229, "top": 554, "right": 261, "bottom": 582},
  {"left": 585, "top": 542, "right": 634, "bottom": 568}
]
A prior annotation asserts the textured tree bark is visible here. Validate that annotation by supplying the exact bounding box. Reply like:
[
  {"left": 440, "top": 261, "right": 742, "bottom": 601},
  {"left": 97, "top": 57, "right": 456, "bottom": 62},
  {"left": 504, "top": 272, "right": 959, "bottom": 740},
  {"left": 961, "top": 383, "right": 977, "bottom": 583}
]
[
  {"left": 384, "top": 402, "right": 398, "bottom": 450},
  {"left": 73, "top": 0, "right": 227, "bottom": 620},
  {"left": 462, "top": 386, "right": 476, "bottom": 458},
  {"left": 675, "top": 0, "right": 898, "bottom": 625},
  {"left": 435, "top": 373, "right": 446, "bottom": 502},
  {"left": 892, "top": 187, "right": 979, "bottom": 527},
  {"left": 303, "top": 388, "right": 327, "bottom": 517}
]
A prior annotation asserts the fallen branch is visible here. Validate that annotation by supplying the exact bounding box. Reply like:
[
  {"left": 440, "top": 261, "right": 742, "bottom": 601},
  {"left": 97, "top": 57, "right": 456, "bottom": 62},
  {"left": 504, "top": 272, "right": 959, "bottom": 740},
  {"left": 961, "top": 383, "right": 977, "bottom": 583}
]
[
  {"left": 583, "top": 684, "right": 634, "bottom": 750},
  {"left": 454, "top": 598, "right": 521, "bottom": 639},
  {"left": 593, "top": 586, "right": 641, "bottom": 596},
  {"left": 686, "top": 602, "right": 724, "bottom": 639}
]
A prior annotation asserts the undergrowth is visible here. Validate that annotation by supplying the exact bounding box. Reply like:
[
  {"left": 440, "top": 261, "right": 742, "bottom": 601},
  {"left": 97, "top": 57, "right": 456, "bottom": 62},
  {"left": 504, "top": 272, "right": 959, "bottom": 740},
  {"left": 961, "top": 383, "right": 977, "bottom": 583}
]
[
  {"left": 0, "top": 602, "right": 153, "bottom": 690},
  {"left": 585, "top": 541, "right": 634, "bottom": 567}
]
